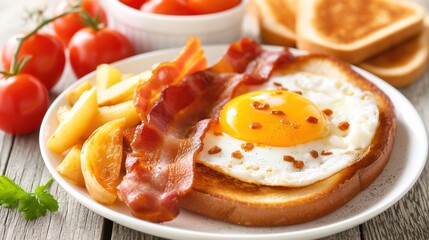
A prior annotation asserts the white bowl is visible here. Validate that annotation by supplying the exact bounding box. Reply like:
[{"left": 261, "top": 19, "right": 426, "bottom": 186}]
[{"left": 100, "top": 0, "right": 248, "bottom": 53}]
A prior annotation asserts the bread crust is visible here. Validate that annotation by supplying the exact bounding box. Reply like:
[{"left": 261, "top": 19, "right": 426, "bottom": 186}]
[
  {"left": 360, "top": 55, "right": 428, "bottom": 88},
  {"left": 260, "top": 22, "right": 296, "bottom": 47},
  {"left": 179, "top": 55, "right": 397, "bottom": 226},
  {"left": 253, "top": 0, "right": 297, "bottom": 47},
  {"left": 296, "top": 0, "right": 425, "bottom": 64},
  {"left": 359, "top": 17, "right": 429, "bottom": 88},
  {"left": 297, "top": 21, "right": 423, "bottom": 64}
]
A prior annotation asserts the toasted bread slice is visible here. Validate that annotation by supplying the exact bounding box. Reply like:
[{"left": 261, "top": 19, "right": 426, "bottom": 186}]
[
  {"left": 358, "top": 17, "right": 429, "bottom": 88},
  {"left": 296, "top": 0, "right": 425, "bottom": 64},
  {"left": 253, "top": 0, "right": 297, "bottom": 47},
  {"left": 179, "top": 55, "right": 396, "bottom": 226}
]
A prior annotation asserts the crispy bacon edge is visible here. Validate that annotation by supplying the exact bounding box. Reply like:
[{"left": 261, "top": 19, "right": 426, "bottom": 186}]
[
  {"left": 134, "top": 37, "right": 207, "bottom": 122},
  {"left": 117, "top": 38, "right": 293, "bottom": 223}
]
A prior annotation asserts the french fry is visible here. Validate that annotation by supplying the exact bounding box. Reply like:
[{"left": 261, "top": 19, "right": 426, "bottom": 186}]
[
  {"left": 56, "top": 146, "right": 85, "bottom": 187},
  {"left": 83, "top": 100, "right": 141, "bottom": 137},
  {"left": 47, "top": 88, "right": 98, "bottom": 154},
  {"left": 97, "top": 70, "right": 151, "bottom": 106},
  {"left": 66, "top": 81, "right": 92, "bottom": 106},
  {"left": 96, "top": 64, "right": 122, "bottom": 91}
]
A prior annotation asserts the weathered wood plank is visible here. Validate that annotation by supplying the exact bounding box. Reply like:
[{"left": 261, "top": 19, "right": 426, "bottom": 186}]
[
  {"left": 0, "top": 132, "right": 106, "bottom": 240},
  {"left": 112, "top": 220, "right": 362, "bottom": 240},
  {"left": 0, "top": 132, "right": 13, "bottom": 174},
  {"left": 111, "top": 223, "right": 166, "bottom": 240},
  {"left": 362, "top": 181, "right": 429, "bottom": 239},
  {"left": 319, "top": 227, "right": 361, "bottom": 240}
]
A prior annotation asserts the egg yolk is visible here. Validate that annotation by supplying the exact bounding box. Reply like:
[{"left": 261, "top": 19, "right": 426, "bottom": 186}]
[{"left": 219, "top": 90, "right": 327, "bottom": 147}]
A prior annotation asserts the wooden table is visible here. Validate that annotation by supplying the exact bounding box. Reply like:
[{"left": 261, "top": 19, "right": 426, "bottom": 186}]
[{"left": 1, "top": 0, "right": 429, "bottom": 239}]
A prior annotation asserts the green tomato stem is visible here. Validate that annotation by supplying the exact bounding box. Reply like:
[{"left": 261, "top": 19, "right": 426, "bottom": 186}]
[
  {"left": 44, "top": 178, "right": 54, "bottom": 188},
  {"left": 79, "top": 6, "right": 104, "bottom": 31},
  {"left": 8, "top": 0, "right": 84, "bottom": 75}
]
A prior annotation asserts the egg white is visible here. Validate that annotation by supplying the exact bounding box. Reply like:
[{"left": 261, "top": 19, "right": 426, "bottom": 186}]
[{"left": 197, "top": 71, "right": 379, "bottom": 187}]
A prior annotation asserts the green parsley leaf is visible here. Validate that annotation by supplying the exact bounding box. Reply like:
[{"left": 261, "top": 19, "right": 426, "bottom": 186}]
[
  {"left": 0, "top": 176, "right": 27, "bottom": 208},
  {"left": 0, "top": 176, "right": 59, "bottom": 220},
  {"left": 35, "top": 178, "right": 59, "bottom": 212},
  {"left": 18, "top": 195, "right": 48, "bottom": 220}
]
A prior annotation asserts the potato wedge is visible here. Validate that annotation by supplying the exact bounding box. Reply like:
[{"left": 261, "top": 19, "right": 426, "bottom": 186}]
[
  {"left": 47, "top": 88, "right": 98, "bottom": 153},
  {"left": 97, "top": 70, "right": 151, "bottom": 106},
  {"left": 81, "top": 118, "right": 125, "bottom": 205},
  {"left": 83, "top": 100, "right": 140, "bottom": 137},
  {"left": 56, "top": 105, "right": 71, "bottom": 123},
  {"left": 66, "top": 81, "right": 92, "bottom": 106},
  {"left": 56, "top": 146, "right": 85, "bottom": 187},
  {"left": 96, "top": 64, "right": 122, "bottom": 91}
]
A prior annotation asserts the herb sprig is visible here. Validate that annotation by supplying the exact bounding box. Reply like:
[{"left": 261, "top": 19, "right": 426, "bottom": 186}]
[{"left": 0, "top": 176, "right": 59, "bottom": 220}]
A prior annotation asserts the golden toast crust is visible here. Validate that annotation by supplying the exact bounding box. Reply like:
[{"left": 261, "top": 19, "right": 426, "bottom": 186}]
[
  {"left": 296, "top": 0, "right": 425, "bottom": 63},
  {"left": 253, "top": 0, "right": 297, "bottom": 47},
  {"left": 253, "top": 0, "right": 428, "bottom": 87},
  {"left": 359, "top": 17, "right": 429, "bottom": 87},
  {"left": 179, "top": 55, "right": 396, "bottom": 226},
  {"left": 313, "top": 0, "right": 415, "bottom": 44}
]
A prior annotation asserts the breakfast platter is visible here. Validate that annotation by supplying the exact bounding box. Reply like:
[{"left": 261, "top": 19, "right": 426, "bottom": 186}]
[{"left": 39, "top": 45, "right": 428, "bottom": 240}]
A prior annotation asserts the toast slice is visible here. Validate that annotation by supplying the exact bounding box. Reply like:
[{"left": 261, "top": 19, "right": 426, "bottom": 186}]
[
  {"left": 296, "top": 0, "right": 425, "bottom": 64},
  {"left": 358, "top": 16, "right": 429, "bottom": 88},
  {"left": 253, "top": 0, "right": 297, "bottom": 47},
  {"left": 179, "top": 55, "right": 396, "bottom": 226}
]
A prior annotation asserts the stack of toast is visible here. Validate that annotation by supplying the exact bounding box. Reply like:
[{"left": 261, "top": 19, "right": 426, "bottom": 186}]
[{"left": 252, "top": 0, "right": 428, "bottom": 87}]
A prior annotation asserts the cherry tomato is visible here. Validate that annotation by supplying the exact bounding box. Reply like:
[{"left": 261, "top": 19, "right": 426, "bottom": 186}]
[
  {"left": 68, "top": 28, "right": 134, "bottom": 78},
  {"left": 1, "top": 32, "right": 66, "bottom": 90},
  {"left": 0, "top": 74, "right": 49, "bottom": 135},
  {"left": 140, "top": 0, "right": 196, "bottom": 15},
  {"left": 119, "top": 0, "right": 148, "bottom": 9},
  {"left": 52, "top": 0, "right": 107, "bottom": 46},
  {"left": 185, "top": 0, "right": 241, "bottom": 14}
]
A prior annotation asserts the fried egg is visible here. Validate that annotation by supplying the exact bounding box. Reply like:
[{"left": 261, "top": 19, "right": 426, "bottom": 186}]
[{"left": 197, "top": 71, "right": 379, "bottom": 187}]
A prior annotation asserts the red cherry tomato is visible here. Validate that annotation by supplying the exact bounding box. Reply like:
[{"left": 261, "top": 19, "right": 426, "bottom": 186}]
[
  {"left": 0, "top": 74, "right": 49, "bottom": 135},
  {"left": 185, "top": 0, "right": 241, "bottom": 14},
  {"left": 119, "top": 0, "right": 147, "bottom": 9},
  {"left": 1, "top": 32, "right": 66, "bottom": 90},
  {"left": 52, "top": 0, "right": 107, "bottom": 46},
  {"left": 68, "top": 27, "right": 134, "bottom": 78},
  {"left": 140, "top": 0, "right": 196, "bottom": 15}
]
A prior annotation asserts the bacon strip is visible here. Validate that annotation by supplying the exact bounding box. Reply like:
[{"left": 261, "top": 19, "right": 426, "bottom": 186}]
[
  {"left": 117, "top": 38, "right": 293, "bottom": 223},
  {"left": 134, "top": 37, "right": 207, "bottom": 121}
]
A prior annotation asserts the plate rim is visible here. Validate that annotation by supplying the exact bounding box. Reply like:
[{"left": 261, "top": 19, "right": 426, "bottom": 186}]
[{"left": 39, "top": 45, "right": 429, "bottom": 240}]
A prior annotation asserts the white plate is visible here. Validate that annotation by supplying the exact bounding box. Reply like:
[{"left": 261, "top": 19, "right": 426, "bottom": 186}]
[{"left": 39, "top": 46, "right": 428, "bottom": 240}]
